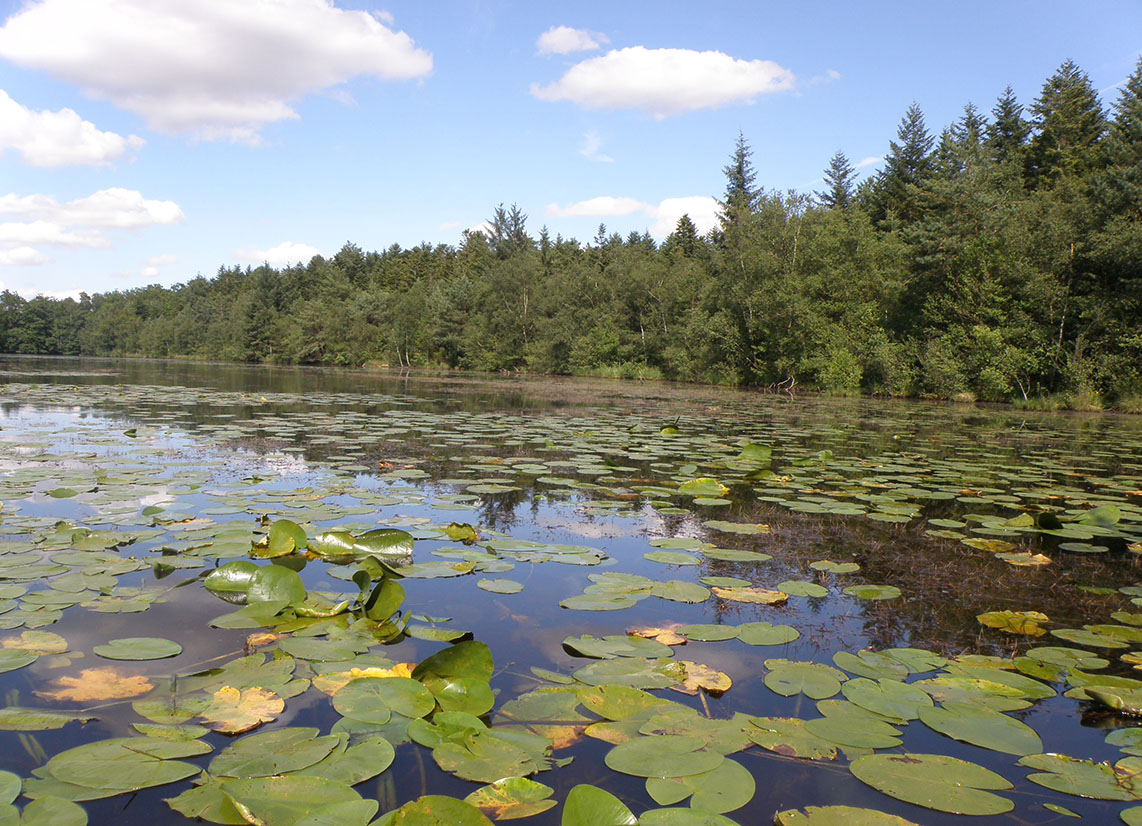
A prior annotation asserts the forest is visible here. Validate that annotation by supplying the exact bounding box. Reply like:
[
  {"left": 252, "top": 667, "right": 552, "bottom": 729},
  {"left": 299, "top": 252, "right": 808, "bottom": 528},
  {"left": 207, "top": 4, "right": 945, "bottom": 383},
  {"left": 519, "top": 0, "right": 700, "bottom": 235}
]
[{"left": 1, "top": 59, "right": 1139, "bottom": 409}]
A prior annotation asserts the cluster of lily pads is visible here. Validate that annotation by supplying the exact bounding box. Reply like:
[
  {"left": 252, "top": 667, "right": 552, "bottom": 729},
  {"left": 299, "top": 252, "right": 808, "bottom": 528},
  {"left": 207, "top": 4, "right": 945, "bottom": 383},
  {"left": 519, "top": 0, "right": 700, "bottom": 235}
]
[{"left": 0, "top": 367, "right": 1141, "bottom": 825}]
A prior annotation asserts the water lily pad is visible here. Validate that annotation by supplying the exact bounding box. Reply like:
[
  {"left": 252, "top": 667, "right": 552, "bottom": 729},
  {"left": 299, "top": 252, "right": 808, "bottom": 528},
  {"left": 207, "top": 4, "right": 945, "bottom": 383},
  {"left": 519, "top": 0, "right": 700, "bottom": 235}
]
[
  {"left": 764, "top": 661, "right": 846, "bottom": 699},
  {"left": 376, "top": 795, "right": 492, "bottom": 826},
  {"left": 93, "top": 637, "right": 182, "bottom": 661},
  {"left": 919, "top": 702, "right": 1042, "bottom": 755},
  {"left": 747, "top": 717, "right": 837, "bottom": 760},
  {"left": 1019, "top": 753, "right": 1142, "bottom": 800},
  {"left": 463, "top": 777, "right": 555, "bottom": 820},
  {"left": 775, "top": 806, "right": 922, "bottom": 825},
  {"left": 850, "top": 753, "right": 1014, "bottom": 815},
  {"left": 843, "top": 585, "right": 901, "bottom": 600},
  {"left": 560, "top": 785, "right": 636, "bottom": 826},
  {"left": 200, "top": 686, "right": 284, "bottom": 734},
  {"left": 646, "top": 757, "right": 754, "bottom": 813},
  {"left": 210, "top": 728, "right": 341, "bottom": 777},
  {"left": 476, "top": 578, "right": 522, "bottom": 594},
  {"left": 737, "top": 622, "right": 800, "bottom": 646},
  {"left": 221, "top": 775, "right": 368, "bottom": 826},
  {"left": 605, "top": 734, "right": 724, "bottom": 778}
]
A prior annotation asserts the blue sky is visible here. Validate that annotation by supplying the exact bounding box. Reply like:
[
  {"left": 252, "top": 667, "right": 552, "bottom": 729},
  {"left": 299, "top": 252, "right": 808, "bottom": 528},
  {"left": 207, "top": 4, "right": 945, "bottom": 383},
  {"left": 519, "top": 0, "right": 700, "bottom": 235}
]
[{"left": 0, "top": 0, "right": 1139, "bottom": 298}]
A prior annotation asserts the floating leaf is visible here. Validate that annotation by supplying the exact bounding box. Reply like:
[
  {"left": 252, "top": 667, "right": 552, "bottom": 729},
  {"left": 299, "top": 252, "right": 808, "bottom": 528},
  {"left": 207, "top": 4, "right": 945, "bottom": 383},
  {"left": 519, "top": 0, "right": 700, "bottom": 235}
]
[
  {"left": 210, "top": 728, "right": 341, "bottom": 777},
  {"left": 221, "top": 775, "right": 369, "bottom": 826},
  {"left": 764, "top": 660, "right": 846, "bottom": 699},
  {"left": 646, "top": 757, "right": 755, "bottom": 813},
  {"left": 38, "top": 667, "right": 153, "bottom": 702},
  {"left": 675, "top": 662, "right": 732, "bottom": 695},
  {"left": 737, "top": 622, "right": 799, "bottom": 646},
  {"left": 711, "top": 587, "right": 787, "bottom": 605},
  {"left": 93, "top": 637, "right": 182, "bottom": 661},
  {"left": 1019, "top": 753, "right": 1142, "bottom": 800},
  {"left": 605, "top": 735, "right": 723, "bottom": 778},
  {"left": 919, "top": 702, "right": 1042, "bottom": 755},
  {"left": 560, "top": 785, "right": 636, "bottom": 826},
  {"left": 463, "top": 777, "right": 555, "bottom": 820},
  {"left": 199, "top": 686, "right": 284, "bottom": 734},
  {"left": 977, "top": 611, "right": 1049, "bottom": 637},
  {"left": 775, "top": 806, "right": 922, "bottom": 825},
  {"left": 850, "top": 753, "right": 1014, "bottom": 815},
  {"left": 747, "top": 717, "right": 837, "bottom": 761},
  {"left": 843, "top": 585, "right": 901, "bottom": 600},
  {"left": 378, "top": 795, "right": 493, "bottom": 826}
]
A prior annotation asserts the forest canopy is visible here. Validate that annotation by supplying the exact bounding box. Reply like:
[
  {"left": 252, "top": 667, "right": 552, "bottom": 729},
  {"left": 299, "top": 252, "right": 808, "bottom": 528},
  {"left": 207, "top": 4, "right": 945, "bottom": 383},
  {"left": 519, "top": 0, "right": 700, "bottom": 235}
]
[{"left": 2, "top": 59, "right": 1140, "bottom": 407}]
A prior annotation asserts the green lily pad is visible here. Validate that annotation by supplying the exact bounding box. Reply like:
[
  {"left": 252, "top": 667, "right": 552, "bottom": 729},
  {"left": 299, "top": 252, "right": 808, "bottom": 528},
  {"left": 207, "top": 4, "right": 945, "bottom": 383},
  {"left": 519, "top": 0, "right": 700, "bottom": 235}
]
[
  {"left": 376, "top": 795, "right": 493, "bottom": 826},
  {"left": 764, "top": 660, "right": 847, "bottom": 699},
  {"left": 747, "top": 717, "right": 838, "bottom": 760},
  {"left": 646, "top": 757, "right": 754, "bottom": 813},
  {"left": 463, "top": 777, "right": 556, "bottom": 820},
  {"left": 737, "top": 622, "right": 800, "bottom": 646},
  {"left": 919, "top": 702, "right": 1043, "bottom": 755},
  {"left": 560, "top": 785, "right": 636, "bottom": 826},
  {"left": 850, "top": 753, "right": 1014, "bottom": 815},
  {"left": 221, "top": 775, "right": 369, "bottom": 826},
  {"left": 605, "top": 735, "right": 724, "bottom": 778},
  {"left": 93, "top": 637, "right": 182, "bottom": 661},
  {"left": 775, "top": 806, "right": 922, "bottom": 825},
  {"left": 1019, "top": 753, "right": 1142, "bottom": 800}
]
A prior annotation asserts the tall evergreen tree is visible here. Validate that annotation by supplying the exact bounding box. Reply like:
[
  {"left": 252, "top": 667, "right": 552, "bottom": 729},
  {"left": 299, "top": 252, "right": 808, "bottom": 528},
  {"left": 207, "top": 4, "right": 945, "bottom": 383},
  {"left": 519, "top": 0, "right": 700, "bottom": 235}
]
[
  {"left": 819, "top": 150, "right": 856, "bottom": 209},
  {"left": 871, "top": 102, "right": 935, "bottom": 223},
  {"left": 986, "top": 85, "right": 1030, "bottom": 166},
  {"left": 1026, "top": 60, "right": 1106, "bottom": 184},
  {"left": 1096, "top": 57, "right": 1142, "bottom": 216},
  {"left": 719, "top": 132, "right": 759, "bottom": 224}
]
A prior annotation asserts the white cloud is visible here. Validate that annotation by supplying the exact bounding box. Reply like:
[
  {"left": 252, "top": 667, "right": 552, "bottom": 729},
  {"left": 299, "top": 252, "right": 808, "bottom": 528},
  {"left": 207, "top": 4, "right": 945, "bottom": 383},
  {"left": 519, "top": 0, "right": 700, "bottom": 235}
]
[
  {"left": 536, "top": 26, "right": 608, "bottom": 56},
  {"left": 16, "top": 286, "right": 82, "bottom": 300},
  {"left": 0, "top": 188, "right": 183, "bottom": 267},
  {"left": 237, "top": 241, "right": 320, "bottom": 266},
  {"left": 545, "top": 194, "right": 720, "bottom": 238},
  {"left": 579, "top": 130, "right": 613, "bottom": 163},
  {"left": 140, "top": 266, "right": 159, "bottom": 278},
  {"left": 546, "top": 197, "right": 649, "bottom": 218},
  {"left": 437, "top": 220, "right": 462, "bottom": 231},
  {"left": 531, "top": 47, "right": 794, "bottom": 118},
  {"left": 854, "top": 156, "right": 883, "bottom": 170},
  {"left": 0, "top": 246, "right": 50, "bottom": 267},
  {"left": 145, "top": 253, "right": 176, "bottom": 267},
  {"left": 0, "top": 188, "right": 184, "bottom": 228},
  {"left": 0, "top": 221, "right": 108, "bottom": 248},
  {"left": 0, "top": 0, "right": 433, "bottom": 142},
  {"left": 0, "top": 89, "right": 144, "bottom": 167}
]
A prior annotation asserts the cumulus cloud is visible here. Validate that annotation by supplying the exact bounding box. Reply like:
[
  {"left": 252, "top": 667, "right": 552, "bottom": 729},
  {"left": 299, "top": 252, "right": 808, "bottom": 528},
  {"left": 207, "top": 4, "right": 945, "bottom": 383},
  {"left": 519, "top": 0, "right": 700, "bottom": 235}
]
[
  {"left": 237, "top": 241, "right": 320, "bottom": 266},
  {"left": 0, "top": 0, "right": 432, "bottom": 142},
  {"left": 545, "top": 195, "right": 720, "bottom": 238},
  {"left": 0, "top": 89, "right": 144, "bottom": 167},
  {"left": 146, "top": 253, "right": 177, "bottom": 267},
  {"left": 0, "top": 246, "right": 49, "bottom": 267},
  {"left": 536, "top": 26, "right": 608, "bottom": 56},
  {"left": 579, "top": 130, "right": 613, "bottom": 163},
  {"left": 531, "top": 47, "right": 794, "bottom": 118},
  {"left": 0, "top": 188, "right": 183, "bottom": 266},
  {"left": 0, "top": 189, "right": 184, "bottom": 228}
]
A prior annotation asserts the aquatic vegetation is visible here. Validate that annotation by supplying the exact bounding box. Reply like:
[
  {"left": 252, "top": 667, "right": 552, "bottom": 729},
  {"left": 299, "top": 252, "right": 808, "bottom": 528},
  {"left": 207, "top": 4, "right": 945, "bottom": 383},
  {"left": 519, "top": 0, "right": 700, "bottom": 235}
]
[{"left": 0, "top": 359, "right": 1139, "bottom": 823}]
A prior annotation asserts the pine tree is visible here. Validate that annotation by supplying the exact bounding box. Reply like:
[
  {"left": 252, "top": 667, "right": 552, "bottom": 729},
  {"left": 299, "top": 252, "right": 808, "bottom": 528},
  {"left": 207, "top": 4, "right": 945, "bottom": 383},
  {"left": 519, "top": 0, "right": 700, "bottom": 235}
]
[
  {"left": 719, "top": 132, "right": 759, "bottom": 231},
  {"left": 666, "top": 214, "right": 699, "bottom": 256},
  {"left": 871, "top": 102, "right": 935, "bottom": 223},
  {"left": 986, "top": 85, "right": 1029, "bottom": 166},
  {"left": 1096, "top": 57, "right": 1142, "bottom": 215},
  {"left": 818, "top": 150, "right": 856, "bottom": 209},
  {"left": 1026, "top": 60, "right": 1106, "bottom": 185}
]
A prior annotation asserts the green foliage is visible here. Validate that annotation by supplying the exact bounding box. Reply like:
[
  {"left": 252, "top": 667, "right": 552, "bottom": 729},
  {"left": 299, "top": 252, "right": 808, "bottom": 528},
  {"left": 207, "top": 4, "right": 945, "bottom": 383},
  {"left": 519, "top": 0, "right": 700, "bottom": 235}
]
[{"left": 1, "top": 60, "right": 1137, "bottom": 403}]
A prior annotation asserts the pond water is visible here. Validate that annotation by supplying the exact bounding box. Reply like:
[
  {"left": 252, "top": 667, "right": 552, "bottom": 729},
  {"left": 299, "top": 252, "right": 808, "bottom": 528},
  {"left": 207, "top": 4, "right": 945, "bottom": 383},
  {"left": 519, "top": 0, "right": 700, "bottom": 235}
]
[{"left": 0, "top": 355, "right": 1141, "bottom": 826}]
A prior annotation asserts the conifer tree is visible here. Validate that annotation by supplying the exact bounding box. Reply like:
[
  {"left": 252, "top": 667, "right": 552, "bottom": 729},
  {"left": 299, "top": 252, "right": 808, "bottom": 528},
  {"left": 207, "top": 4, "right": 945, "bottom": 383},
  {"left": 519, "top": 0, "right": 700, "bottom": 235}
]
[
  {"left": 1096, "top": 57, "right": 1142, "bottom": 215},
  {"left": 1026, "top": 60, "right": 1106, "bottom": 184},
  {"left": 871, "top": 102, "right": 935, "bottom": 223},
  {"left": 986, "top": 85, "right": 1029, "bottom": 166},
  {"left": 819, "top": 150, "right": 856, "bottom": 209}
]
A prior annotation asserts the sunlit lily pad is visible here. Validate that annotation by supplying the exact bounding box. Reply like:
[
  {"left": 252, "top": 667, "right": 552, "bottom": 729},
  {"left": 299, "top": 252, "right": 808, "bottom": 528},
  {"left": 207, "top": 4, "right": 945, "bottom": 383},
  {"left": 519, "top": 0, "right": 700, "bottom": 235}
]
[
  {"left": 93, "top": 637, "right": 182, "bottom": 661},
  {"left": 918, "top": 701, "right": 1042, "bottom": 754},
  {"left": 463, "top": 777, "right": 555, "bottom": 821},
  {"left": 775, "top": 806, "right": 922, "bottom": 825},
  {"left": 850, "top": 753, "right": 1014, "bottom": 814}
]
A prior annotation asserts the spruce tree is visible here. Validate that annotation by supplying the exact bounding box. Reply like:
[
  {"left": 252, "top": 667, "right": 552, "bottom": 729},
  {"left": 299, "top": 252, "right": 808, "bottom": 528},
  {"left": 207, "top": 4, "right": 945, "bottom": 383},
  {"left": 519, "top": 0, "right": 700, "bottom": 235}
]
[
  {"left": 819, "top": 150, "right": 856, "bottom": 209},
  {"left": 986, "top": 85, "right": 1029, "bottom": 166},
  {"left": 1096, "top": 56, "right": 1142, "bottom": 215},
  {"left": 720, "top": 132, "right": 759, "bottom": 222},
  {"left": 871, "top": 102, "right": 935, "bottom": 223},
  {"left": 1026, "top": 60, "right": 1106, "bottom": 184}
]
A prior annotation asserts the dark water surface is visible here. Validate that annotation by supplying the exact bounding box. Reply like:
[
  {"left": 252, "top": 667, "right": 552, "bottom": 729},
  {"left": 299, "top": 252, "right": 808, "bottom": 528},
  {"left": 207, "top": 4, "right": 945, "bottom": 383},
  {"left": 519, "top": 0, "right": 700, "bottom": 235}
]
[{"left": 0, "top": 356, "right": 1141, "bottom": 825}]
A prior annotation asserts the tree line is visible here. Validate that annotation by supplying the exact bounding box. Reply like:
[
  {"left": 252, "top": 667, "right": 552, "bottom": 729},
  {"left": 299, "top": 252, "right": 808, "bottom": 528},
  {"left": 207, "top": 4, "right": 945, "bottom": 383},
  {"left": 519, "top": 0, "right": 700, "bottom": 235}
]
[{"left": 2, "top": 59, "right": 1139, "bottom": 408}]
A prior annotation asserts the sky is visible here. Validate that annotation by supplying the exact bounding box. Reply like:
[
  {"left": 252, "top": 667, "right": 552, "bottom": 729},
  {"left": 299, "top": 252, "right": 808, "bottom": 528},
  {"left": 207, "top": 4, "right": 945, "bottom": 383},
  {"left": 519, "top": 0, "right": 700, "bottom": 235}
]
[{"left": 0, "top": 0, "right": 1139, "bottom": 299}]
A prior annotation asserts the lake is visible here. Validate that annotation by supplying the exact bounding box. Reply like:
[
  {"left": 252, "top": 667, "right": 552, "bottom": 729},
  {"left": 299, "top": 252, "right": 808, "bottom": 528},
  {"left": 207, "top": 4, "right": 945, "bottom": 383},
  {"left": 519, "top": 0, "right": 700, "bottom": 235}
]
[{"left": 0, "top": 355, "right": 1141, "bottom": 826}]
